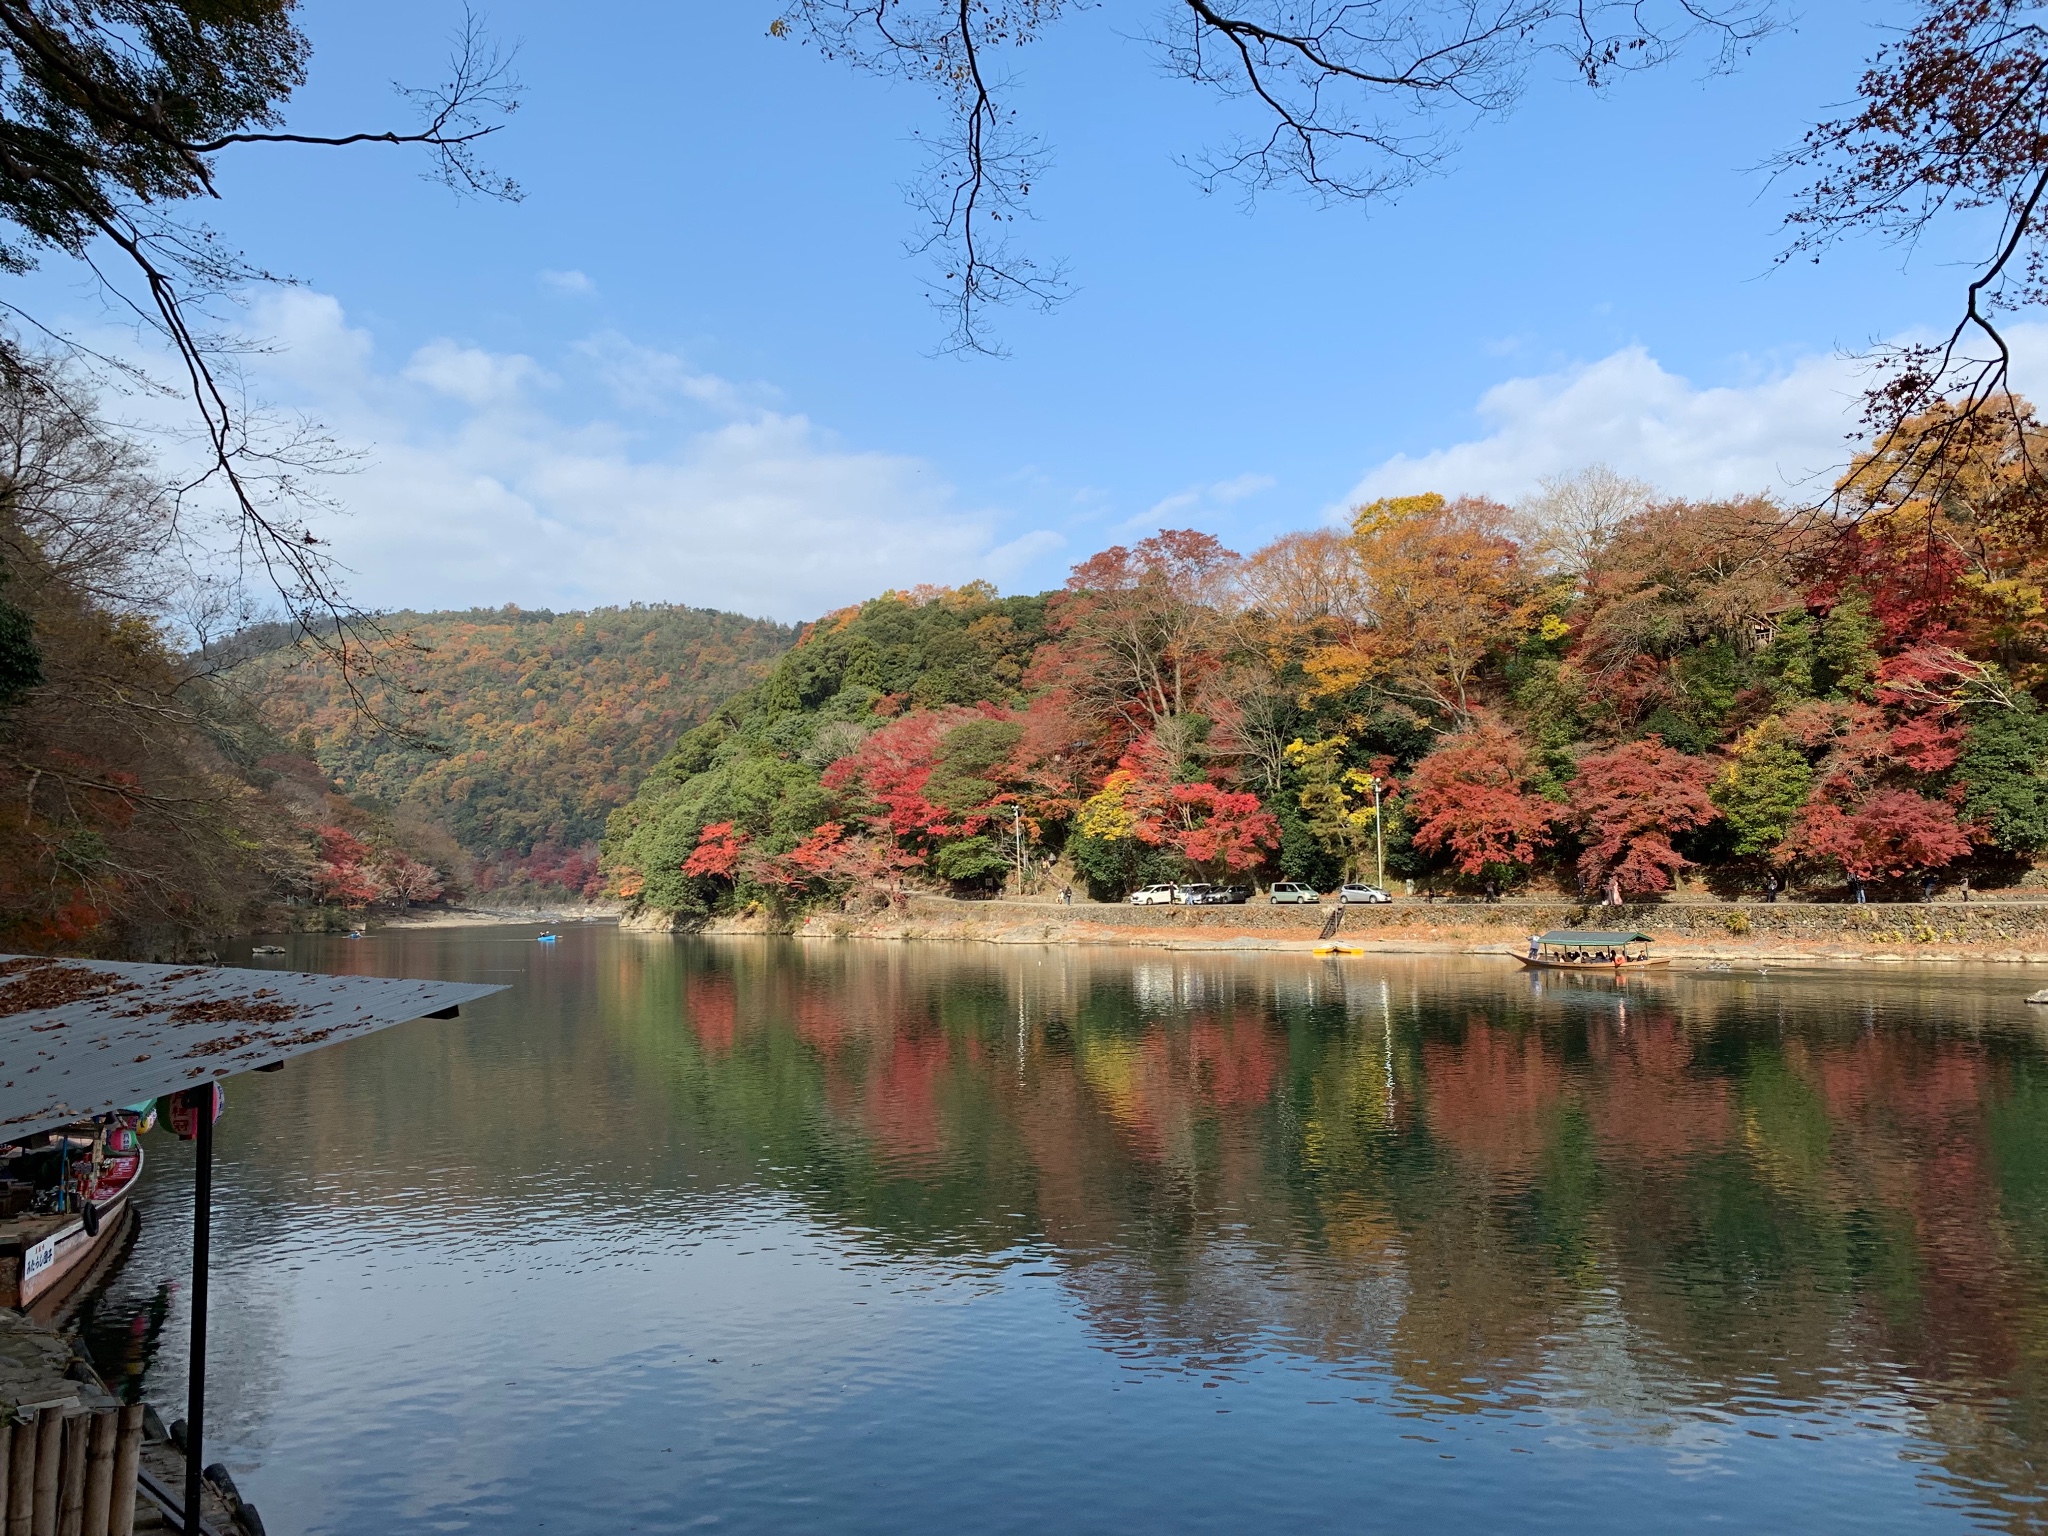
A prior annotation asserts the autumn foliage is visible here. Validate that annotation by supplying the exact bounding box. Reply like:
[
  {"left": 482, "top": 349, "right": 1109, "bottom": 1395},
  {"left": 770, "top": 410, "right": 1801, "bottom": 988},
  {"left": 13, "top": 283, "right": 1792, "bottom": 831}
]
[
  {"left": 1788, "top": 791, "right": 1974, "bottom": 882},
  {"left": 1403, "top": 720, "right": 1555, "bottom": 877},
  {"left": 608, "top": 407, "right": 2048, "bottom": 913},
  {"left": 683, "top": 822, "right": 747, "bottom": 879},
  {"left": 1568, "top": 739, "right": 1718, "bottom": 896}
]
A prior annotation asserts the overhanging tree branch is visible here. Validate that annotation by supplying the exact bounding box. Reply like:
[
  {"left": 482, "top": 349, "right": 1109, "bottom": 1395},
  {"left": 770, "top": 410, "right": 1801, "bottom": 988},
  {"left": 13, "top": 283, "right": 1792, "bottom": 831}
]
[
  {"left": 779, "top": 0, "right": 1774, "bottom": 352},
  {"left": 0, "top": 3, "right": 519, "bottom": 732}
]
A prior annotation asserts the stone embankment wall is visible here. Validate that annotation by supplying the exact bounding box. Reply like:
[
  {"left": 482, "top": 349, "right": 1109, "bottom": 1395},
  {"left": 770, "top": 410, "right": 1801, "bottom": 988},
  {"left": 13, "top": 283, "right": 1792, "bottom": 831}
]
[{"left": 621, "top": 892, "right": 2048, "bottom": 960}]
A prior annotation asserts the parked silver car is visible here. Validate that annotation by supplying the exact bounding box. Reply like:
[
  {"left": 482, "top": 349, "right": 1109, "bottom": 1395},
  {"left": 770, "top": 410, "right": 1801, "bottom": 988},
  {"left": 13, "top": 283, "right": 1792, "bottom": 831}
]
[
  {"left": 1176, "top": 883, "right": 1222, "bottom": 905},
  {"left": 1338, "top": 883, "right": 1393, "bottom": 904},
  {"left": 1268, "top": 882, "right": 1320, "bottom": 904}
]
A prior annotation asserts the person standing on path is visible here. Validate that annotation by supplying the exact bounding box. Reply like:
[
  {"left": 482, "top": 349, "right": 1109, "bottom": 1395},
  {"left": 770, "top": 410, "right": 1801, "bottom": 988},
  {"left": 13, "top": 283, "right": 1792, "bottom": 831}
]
[{"left": 1061, "top": 884, "right": 1073, "bottom": 907}]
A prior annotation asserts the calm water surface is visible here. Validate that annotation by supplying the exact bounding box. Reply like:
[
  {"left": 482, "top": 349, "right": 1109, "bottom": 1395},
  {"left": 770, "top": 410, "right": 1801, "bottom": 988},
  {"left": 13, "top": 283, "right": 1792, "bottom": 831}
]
[{"left": 76, "top": 927, "right": 2048, "bottom": 1533}]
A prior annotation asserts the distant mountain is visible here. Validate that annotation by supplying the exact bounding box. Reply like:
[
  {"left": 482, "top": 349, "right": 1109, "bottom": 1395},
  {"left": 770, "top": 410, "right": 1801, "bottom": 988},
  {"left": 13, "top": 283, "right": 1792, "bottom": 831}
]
[{"left": 238, "top": 604, "right": 796, "bottom": 892}]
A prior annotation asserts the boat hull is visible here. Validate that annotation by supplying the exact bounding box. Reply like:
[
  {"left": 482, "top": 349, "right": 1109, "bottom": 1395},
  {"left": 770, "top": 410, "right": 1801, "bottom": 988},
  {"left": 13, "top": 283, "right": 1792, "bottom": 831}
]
[
  {"left": 1516, "top": 956, "right": 1668, "bottom": 971},
  {"left": 0, "top": 1143, "right": 143, "bottom": 1311}
]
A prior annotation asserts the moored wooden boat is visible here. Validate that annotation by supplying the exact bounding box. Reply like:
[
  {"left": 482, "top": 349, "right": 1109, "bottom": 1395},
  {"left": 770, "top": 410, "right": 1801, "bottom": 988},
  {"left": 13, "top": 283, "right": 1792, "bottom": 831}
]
[
  {"left": 1516, "top": 929, "right": 1667, "bottom": 970},
  {"left": 0, "top": 1123, "right": 145, "bottom": 1311}
]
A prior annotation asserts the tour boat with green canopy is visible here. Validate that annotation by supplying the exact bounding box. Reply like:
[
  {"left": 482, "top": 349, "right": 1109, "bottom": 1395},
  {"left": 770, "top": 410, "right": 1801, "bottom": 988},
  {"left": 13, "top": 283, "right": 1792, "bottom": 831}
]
[{"left": 1518, "top": 930, "right": 1664, "bottom": 970}]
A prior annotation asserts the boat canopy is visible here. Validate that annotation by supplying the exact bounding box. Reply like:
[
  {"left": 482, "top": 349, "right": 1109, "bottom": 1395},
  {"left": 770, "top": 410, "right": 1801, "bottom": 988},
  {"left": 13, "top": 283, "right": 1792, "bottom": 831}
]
[
  {"left": 1537, "top": 930, "right": 1654, "bottom": 948},
  {"left": 0, "top": 955, "right": 502, "bottom": 1144}
]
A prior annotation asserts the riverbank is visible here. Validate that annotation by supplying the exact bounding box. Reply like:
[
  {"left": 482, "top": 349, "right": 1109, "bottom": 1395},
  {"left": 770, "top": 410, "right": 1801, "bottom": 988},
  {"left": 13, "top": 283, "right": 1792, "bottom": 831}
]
[
  {"left": 627, "top": 892, "right": 2048, "bottom": 964},
  {"left": 373, "top": 903, "right": 622, "bottom": 930}
]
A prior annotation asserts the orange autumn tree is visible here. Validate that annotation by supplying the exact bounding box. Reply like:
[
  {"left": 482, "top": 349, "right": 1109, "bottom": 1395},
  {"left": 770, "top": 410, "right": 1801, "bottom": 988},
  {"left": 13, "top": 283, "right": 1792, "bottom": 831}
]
[
  {"left": 1835, "top": 395, "right": 2048, "bottom": 683},
  {"left": 1308, "top": 494, "right": 1543, "bottom": 722}
]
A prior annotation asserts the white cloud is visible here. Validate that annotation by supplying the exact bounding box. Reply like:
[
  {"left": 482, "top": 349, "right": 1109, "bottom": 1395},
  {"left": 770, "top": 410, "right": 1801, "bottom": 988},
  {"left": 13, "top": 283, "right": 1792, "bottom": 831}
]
[
  {"left": 1134, "top": 472, "right": 1277, "bottom": 531},
  {"left": 402, "top": 339, "right": 551, "bottom": 408},
  {"left": 1209, "top": 472, "right": 1276, "bottom": 504},
  {"left": 225, "top": 291, "right": 1051, "bottom": 621},
  {"left": 1345, "top": 343, "right": 1872, "bottom": 509},
  {"left": 572, "top": 331, "right": 769, "bottom": 418},
  {"left": 539, "top": 268, "right": 594, "bottom": 295}
]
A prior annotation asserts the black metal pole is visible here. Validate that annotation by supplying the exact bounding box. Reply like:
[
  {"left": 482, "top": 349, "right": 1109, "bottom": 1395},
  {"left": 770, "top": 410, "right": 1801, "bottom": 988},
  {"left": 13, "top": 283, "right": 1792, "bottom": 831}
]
[{"left": 183, "top": 1095, "right": 211, "bottom": 1535}]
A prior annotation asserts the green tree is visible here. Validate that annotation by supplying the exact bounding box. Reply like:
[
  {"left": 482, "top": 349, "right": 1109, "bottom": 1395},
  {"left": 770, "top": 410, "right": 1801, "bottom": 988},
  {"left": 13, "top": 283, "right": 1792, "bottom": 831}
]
[
  {"left": 1284, "top": 735, "right": 1380, "bottom": 879},
  {"left": 1764, "top": 595, "right": 1880, "bottom": 702},
  {"left": 1958, "top": 701, "right": 2048, "bottom": 854},
  {"left": 1713, "top": 725, "right": 1815, "bottom": 857},
  {"left": 931, "top": 835, "right": 1012, "bottom": 891},
  {"left": 1066, "top": 829, "right": 1180, "bottom": 902},
  {"left": 926, "top": 719, "right": 1025, "bottom": 814},
  {"left": 1814, "top": 593, "right": 1880, "bottom": 699}
]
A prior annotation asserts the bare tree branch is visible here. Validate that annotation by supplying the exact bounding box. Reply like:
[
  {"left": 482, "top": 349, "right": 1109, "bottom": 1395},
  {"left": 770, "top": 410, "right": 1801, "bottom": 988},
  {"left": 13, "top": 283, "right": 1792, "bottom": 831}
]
[
  {"left": 0, "top": 3, "right": 519, "bottom": 726},
  {"left": 779, "top": 0, "right": 1774, "bottom": 352},
  {"left": 1778, "top": 0, "right": 2048, "bottom": 514}
]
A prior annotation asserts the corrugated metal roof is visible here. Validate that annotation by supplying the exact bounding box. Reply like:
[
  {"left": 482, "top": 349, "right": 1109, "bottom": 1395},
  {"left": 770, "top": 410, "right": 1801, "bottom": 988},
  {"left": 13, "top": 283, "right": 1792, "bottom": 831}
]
[{"left": 0, "top": 956, "right": 504, "bottom": 1142}]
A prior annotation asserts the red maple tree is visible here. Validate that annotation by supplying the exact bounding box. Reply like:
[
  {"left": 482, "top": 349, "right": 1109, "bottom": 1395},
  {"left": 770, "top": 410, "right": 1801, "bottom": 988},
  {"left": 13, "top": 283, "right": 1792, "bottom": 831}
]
[
  {"left": 1405, "top": 719, "right": 1556, "bottom": 877},
  {"left": 1787, "top": 789, "right": 1974, "bottom": 881},
  {"left": 1568, "top": 738, "right": 1719, "bottom": 897},
  {"left": 786, "top": 821, "right": 849, "bottom": 878},
  {"left": 313, "top": 826, "right": 381, "bottom": 907},
  {"left": 1141, "top": 782, "right": 1279, "bottom": 873},
  {"left": 683, "top": 822, "right": 748, "bottom": 879},
  {"left": 1092, "top": 735, "right": 1279, "bottom": 875},
  {"left": 822, "top": 706, "right": 998, "bottom": 841}
]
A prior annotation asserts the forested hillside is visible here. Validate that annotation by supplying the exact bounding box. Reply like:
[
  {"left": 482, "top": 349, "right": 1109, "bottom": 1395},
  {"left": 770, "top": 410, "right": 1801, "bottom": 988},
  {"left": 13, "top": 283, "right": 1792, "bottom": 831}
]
[
  {"left": 240, "top": 606, "right": 795, "bottom": 896},
  {"left": 606, "top": 405, "right": 2048, "bottom": 918}
]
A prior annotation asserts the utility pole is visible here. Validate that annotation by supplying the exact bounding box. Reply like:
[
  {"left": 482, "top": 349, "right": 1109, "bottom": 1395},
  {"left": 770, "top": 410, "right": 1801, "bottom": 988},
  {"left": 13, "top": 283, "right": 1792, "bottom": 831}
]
[
  {"left": 1012, "top": 804, "right": 1024, "bottom": 892},
  {"left": 1371, "top": 775, "right": 1385, "bottom": 891}
]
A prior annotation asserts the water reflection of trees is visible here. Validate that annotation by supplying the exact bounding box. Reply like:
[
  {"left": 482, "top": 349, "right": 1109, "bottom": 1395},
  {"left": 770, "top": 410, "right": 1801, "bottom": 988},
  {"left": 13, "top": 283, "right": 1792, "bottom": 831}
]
[{"left": 609, "top": 940, "right": 2048, "bottom": 1527}]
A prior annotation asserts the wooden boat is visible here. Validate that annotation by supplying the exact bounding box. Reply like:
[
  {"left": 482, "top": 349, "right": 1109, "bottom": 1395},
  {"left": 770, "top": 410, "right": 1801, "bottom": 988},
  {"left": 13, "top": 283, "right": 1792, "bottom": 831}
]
[
  {"left": 1516, "top": 929, "right": 1667, "bottom": 971},
  {"left": 0, "top": 1119, "right": 146, "bottom": 1312}
]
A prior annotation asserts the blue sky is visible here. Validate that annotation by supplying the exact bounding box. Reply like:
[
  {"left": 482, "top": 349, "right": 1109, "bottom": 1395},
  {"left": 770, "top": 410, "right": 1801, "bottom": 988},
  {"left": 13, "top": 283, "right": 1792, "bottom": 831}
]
[{"left": 32, "top": 1, "right": 2026, "bottom": 620}]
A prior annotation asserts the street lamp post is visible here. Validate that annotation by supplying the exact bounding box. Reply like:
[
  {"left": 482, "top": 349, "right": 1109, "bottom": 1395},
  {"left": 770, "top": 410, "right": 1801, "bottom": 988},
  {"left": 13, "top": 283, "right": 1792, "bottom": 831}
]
[{"left": 1371, "top": 776, "right": 1385, "bottom": 891}]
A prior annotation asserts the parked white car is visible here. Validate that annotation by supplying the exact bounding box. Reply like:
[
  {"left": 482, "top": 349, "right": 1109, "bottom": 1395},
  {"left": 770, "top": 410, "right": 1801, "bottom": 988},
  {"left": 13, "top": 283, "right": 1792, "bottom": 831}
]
[
  {"left": 1175, "top": 883, "right": 1219, "bottom": 905},
  {"left": 1128, "top": 884, "right": 1179, "bottom": 905},
  {"left": 1268, "top": 882, "right": 1321, "bottom": 904},
  {"left": 1339, "top": 883, "right": 1393, "bottom": 904}
]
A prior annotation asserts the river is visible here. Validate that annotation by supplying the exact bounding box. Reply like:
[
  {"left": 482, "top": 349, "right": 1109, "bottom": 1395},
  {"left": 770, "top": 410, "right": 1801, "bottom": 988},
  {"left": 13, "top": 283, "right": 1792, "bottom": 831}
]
[{"left": 75, "top": 926, "right": 2048, "bottom": 1533}]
